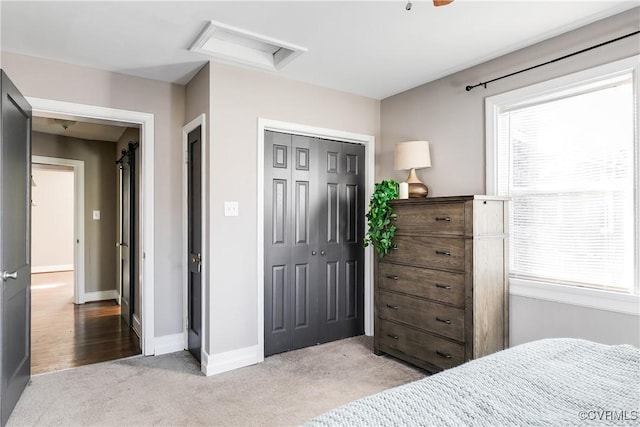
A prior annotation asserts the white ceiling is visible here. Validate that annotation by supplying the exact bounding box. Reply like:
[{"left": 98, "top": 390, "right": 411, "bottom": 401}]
[
  {"left": 2, "top": 1, "right": 637, "bottom": 99},
  {"left": 32, "top": 116, "right": 128, "bottom": 142}
]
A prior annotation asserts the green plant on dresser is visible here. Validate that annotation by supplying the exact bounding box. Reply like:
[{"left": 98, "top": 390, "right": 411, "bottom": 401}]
[{"left": 364, "top": 180, "right": 399, "bottom": 257}]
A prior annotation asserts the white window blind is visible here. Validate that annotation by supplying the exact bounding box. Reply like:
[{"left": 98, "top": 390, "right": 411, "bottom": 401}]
[{"left": 495, "top": 74, "right": 636, "bottom": 295}]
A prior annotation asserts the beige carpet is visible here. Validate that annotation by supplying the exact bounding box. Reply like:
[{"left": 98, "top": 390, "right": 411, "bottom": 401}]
[{"left": 8, "top": 336, "right": 425, "bottom": 426}]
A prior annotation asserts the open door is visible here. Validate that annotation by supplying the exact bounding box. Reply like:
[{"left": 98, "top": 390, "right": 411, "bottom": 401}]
[
  {"left": 0, "top": 70, "right": 32, "bottom": 425},
  {"left": 117, "top": 142, "right": 137, "bottom": 327}
]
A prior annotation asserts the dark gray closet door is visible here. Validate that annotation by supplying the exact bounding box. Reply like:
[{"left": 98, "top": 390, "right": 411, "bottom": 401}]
[
  {"left": 264, "top": 132, "right": 319, "bottom": 356},
  {"left": 120, "top": 157, "right": 132, "bottom": 326},
  {"left": 0, "top": 70, "right": 31, "bottom": 427},
  {"left": 317, "top": 140, "right": 365, "bottom": 343},
  {"left": 264, "top": 131, "right": 364, "bottom": 356}
]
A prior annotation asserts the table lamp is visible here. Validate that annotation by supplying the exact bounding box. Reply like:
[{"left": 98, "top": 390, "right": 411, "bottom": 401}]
[{"left": 394, "top": 140, "right": 431, "bottom": 198}]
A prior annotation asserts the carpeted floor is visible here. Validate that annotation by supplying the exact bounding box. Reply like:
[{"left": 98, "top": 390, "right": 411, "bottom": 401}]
[{"left": 8, "top": 336, "right": 425, "bottom": 426}]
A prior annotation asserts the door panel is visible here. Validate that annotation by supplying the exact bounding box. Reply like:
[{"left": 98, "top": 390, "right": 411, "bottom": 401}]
[
  {"left": 120, "top": 159, "right": 131, "bottom": 326},
  {"left": 187, "top": 126, "right": 202, "bottom": 362},
  {"left": 0, "top": 70, "right": 32, "bottom": 426},
  {"left": 264, "top": 131, "right": 364, "bottom": 356}
]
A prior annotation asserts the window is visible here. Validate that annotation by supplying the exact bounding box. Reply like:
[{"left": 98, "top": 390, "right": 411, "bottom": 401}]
[{"left": 486, "top": 56, "right": 639, "bottom": 311}]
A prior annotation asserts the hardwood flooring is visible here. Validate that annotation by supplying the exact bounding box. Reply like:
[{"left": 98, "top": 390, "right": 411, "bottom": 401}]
[{"left": 31, "top": 271, "right": 141, "bottom": 375}]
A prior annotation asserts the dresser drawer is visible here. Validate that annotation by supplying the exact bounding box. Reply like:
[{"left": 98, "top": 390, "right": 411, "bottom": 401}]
[
  {"left": 385, "top": 235, "right": 465, "bottom": 271},
  {"left": 377, "top": 319, "right": 465, "bottom": 370},
  {"left": 393, "top": 202, "right": 465, "bottom": 236},
  {"left": 377, "top": 290, "right": 464, "bottom": 341},
  {"left": 378, "top": 262, "right": 465, "bottom": 307}
]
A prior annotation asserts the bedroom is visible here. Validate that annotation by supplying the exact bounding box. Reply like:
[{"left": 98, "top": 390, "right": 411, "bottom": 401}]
[{"left": 0, "top": 1, "right": 638, "bottom": 425}]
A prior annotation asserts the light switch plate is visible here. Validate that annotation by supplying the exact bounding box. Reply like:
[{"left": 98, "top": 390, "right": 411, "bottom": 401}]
[
  {"left": 224, "top": 202, "right": 239, "bottom": 217},
  {"left": 93, "top": 210, "right": 101, "bottom": 220}
]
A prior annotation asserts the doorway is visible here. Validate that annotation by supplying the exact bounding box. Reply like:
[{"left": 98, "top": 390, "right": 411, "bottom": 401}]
[
  {"left": 27, "top": 97, "right": 155, "bottom": 355},
  {"left": 263, "top": 130, "right": 365, "bottom": 356}
]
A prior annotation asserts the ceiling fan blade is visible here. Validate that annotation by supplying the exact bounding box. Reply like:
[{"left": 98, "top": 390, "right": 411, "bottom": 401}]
[{"left": 433, "top": 0, "right": 454, "bottom": 6}]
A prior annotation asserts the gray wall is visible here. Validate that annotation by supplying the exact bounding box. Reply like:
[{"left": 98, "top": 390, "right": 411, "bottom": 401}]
[
  {"left": 4, "top": 52, "right": 186, "bottom": 337},
  {"left": 208, "top": 62, "right": 380, "bottom": 355},
  {"left": 380, "top": 8, "right": 640, "bottom": 346},
  {"left": 116, "top": 127, "right": 141, "bottom": 321},
  {"left": 32, "top": 131, "right": 117, "bottom": 293}
]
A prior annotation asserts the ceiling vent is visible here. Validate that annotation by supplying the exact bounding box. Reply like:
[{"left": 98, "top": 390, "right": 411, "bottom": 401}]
[{"left": 189, "top": 21, "right": 307, "bottom": 71}]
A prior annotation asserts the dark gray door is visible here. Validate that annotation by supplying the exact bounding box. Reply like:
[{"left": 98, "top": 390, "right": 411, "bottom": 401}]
[
  {"left": 0, "top": 70, "right": 32, "bottom": 426},
  {"left": 187, "top": 126, "right": 202, "bottom": 362},
  {"left": 264, "top": 131, "right": 364, "bottom": 356},
  {"left": 317, "top": 139, "right": 365, "bottom": 343},
  {"left": 120, "top": 153, "right": 132, "bottom": 326}
]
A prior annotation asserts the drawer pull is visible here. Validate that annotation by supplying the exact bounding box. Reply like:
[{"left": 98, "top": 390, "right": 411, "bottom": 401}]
[
  {"left": 386, "top": 274, "right": 399, "bottom": 280},
  {"left": 436, "top": 350, "right": 452, "bottom": 359},
  {"left": 435, "top": 283, "right": 451, "bottom": 290},
  {"left": 436, "top": 317, "right": 452, "bottom": 324},
  {"left": 435, "top": 250, "right": 451, "bottom": 256},
  {"left": 387, "top": 333, "right": 399, "bottom": 340},
  {"left": 386, "top": 304, "right": 399, "bottom": 310},
  {"left": 435, "top": 216, "right": 451, "bottom": 222}
]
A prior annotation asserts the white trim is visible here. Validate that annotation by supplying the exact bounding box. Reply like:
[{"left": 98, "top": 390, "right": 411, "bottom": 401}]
[
  {"left": 202, "top": 345, "right": 259, "bottom": 376},
  {"left": 84, "top": 289, "right": 118, "bottom": 303},
  {"left": 510, "top": 278, "right": 640, "bottom": 316},
  {"left": 154, "top": 333, "right": 184, "bottom": 356},
  {"left": 256, "top": 118, "right": 375, "bottom": 363},
  {"left": 32, "top": 155, "right": 85, "bottom": 304},
  {"left": 31, "top": 264, "right": 73, "bottom": 274},
  {"left": 182, "top": 114, "right": 207, "bottom": 370},
  {"left": 28, "top": 97, "right": 155, "bottom": 356}
]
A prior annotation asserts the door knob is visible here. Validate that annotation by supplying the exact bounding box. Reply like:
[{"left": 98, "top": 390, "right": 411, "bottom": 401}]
[
  {"left": 1, "top": 271, "right": 18, "bottom": 281},
  {"left": 311, "top": 251, "right": 317, "bottom": 256}
]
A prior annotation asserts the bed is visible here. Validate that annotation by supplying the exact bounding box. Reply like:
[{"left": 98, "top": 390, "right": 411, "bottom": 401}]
[{"left": 306, "top": 338, "right": 640, "bottom": 426}]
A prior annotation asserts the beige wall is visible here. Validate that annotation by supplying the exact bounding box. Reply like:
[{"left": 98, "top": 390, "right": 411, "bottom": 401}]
[
  {"left": 4, "top": 53, "right": 186, "bottom": 336},
  {"left": 116, "top": 128, "right": 142, "bottom": 321},
  {"left": 380, "top": 8, "right": 640, "bottom": 346},
  {"left": 31, "top": 164, "right": 74, "bottom": 270},
  {"left": 32, "top": 132, "right": 117, "bottom": 293},
  {"left": 208, "top": 63, "right": 380, "bottom": 354}
]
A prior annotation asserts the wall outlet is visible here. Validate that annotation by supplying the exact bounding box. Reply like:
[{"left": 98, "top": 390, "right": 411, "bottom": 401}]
[
  {"left": 92, "top": 210, "right": 101, "bottom": 220},
  {"left": 224, "top": 202, "right": 239, "bottom": 217}
]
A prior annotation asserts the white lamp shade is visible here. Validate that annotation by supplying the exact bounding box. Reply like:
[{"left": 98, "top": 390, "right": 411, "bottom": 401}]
[{"left": 394, "top": 140, "right": 431, "bottom": 170}]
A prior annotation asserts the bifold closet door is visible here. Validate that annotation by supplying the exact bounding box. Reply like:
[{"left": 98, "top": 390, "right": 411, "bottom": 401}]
[{"left": 264, "top": 131, "right": 365, "bottom": 357}]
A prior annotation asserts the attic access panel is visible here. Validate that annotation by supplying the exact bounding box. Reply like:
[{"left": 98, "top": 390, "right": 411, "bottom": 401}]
[{"left": 189, "top": 21, "right": 307, "bottom": 71}]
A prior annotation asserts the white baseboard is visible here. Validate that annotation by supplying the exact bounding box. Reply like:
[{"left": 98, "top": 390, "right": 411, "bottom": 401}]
[
  {"left": 132, "top": 314, "right": 142, "bottom": 338},
  {"left": 83, "top": 290, "right": 118, "bottom": 303},
  {"left": 31, "top": 264, "right": 74, "bottom": 274},
  {"left": 202, "top": 345, "right": 259, "bottom": 376},
  {"left": 154, "top": 333, "right": 185, "bottom": 356}
]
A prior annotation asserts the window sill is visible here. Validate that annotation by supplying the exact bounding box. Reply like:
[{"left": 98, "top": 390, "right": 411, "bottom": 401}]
[{"left": 509, "top": 278, "right": 639, "bottom": 316}]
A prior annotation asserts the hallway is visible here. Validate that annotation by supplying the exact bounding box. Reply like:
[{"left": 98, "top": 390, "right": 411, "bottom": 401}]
[{"left": 31, "top": 271, "right": 141, "bottom": 374}]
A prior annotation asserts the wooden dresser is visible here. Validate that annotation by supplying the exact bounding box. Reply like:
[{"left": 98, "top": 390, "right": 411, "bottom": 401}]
[{"left": 374, "top": 195, "right": 509, "bottom": 373}]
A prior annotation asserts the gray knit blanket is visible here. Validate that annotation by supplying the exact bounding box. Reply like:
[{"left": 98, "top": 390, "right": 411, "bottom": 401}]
[{"left": 307, "top": 338, "right": 640, "bottom": 426}]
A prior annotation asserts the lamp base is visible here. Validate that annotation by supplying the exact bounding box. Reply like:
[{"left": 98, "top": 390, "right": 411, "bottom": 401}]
[
  {"left": 408, "top": 182, "right": 428, "bottom": 198},
  {"left": 405, "top": 168, "right": 429, "bottom": 198}
]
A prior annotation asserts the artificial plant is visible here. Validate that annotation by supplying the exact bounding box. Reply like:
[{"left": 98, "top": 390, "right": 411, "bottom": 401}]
[{"left": 364, "top": 180, "right": 399, "bottom": 257}]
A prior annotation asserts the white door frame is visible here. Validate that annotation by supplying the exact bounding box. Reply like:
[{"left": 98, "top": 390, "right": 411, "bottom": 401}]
[
  {"left": 256, "top": 118, "right": 375, "bottom": 363},
  {"left": 182, "top": 114, "right": 207, "bottom": 371},
  {"left": 27, "top": 97, "right": 155, "bottom": 356},
  {"left": 31, "top": 156, "right": 85, "bottom": 304}
]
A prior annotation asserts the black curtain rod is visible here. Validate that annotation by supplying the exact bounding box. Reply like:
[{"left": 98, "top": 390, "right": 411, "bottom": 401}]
[
  {"left": 116, "top": 141, "right": 140, "bottom": 165},
  {"left": 465, "top": 30, "right": 640, "bottom": 92}
]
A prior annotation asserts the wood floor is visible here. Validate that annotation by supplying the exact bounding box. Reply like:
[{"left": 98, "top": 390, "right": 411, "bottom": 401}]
[{"left": 31, "top": 271, "right": 141, "bottom": 375}]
